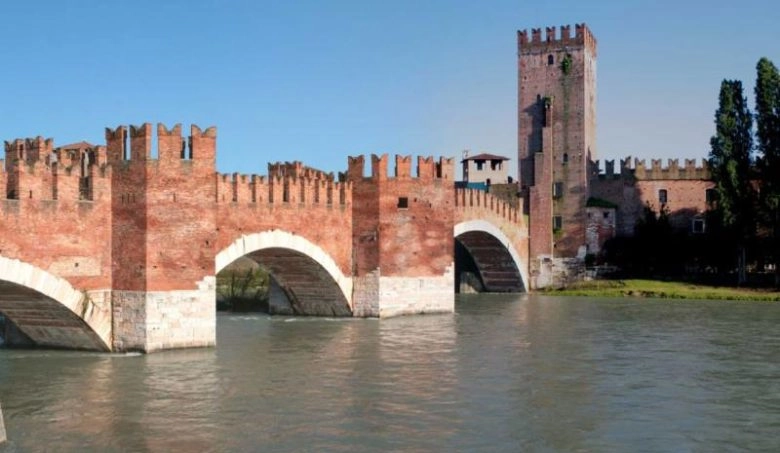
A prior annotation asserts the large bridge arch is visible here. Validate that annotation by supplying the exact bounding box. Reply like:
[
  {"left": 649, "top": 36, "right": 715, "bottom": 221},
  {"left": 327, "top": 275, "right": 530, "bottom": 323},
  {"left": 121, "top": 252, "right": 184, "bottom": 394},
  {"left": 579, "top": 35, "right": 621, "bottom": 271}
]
[
  {"left": 216, "top": 230, "right": 353, "bottom": 316},
  {"left": 0, "top": 256, "right": 111, "bottom": 350},
  {"left": 454, "top": 220, "right": 528, "bottom": 293}
]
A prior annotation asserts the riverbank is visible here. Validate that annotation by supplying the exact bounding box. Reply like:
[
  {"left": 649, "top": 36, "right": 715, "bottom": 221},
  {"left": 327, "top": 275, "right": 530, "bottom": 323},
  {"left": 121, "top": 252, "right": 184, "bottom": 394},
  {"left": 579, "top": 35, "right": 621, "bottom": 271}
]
[{"left": 544, "top": 279, "right": 780, "bottom": 301}]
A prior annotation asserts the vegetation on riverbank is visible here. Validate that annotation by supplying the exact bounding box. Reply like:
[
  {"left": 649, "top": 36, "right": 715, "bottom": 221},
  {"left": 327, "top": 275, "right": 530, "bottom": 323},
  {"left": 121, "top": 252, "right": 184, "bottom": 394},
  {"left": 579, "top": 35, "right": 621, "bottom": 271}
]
[
  {"left": 544, "top": 279, "right": 780, "bottom": 301},
  {"left": 216, "top": 257, "right": 270, "bottom": 311}
]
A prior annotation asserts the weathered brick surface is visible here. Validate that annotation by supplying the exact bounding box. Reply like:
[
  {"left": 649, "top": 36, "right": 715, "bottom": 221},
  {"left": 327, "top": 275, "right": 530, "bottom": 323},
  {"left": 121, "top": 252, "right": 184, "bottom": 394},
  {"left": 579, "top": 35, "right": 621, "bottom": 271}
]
[{"left": 518, "top": 24, "right": 597, "bottom": 258}]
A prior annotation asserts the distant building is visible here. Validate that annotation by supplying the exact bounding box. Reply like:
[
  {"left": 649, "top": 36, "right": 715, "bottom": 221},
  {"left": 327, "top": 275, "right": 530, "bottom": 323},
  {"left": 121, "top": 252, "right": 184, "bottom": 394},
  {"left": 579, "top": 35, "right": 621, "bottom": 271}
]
[{"left": 461, "top": 152, "right": 511, "bottom": 186}]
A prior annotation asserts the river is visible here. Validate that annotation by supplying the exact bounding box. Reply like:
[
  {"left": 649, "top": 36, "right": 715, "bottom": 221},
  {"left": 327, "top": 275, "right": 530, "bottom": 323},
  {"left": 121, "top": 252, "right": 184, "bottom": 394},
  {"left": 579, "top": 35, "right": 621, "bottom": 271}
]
[{"left": 1, "top": 294, "right": 779, "bottom": 452}]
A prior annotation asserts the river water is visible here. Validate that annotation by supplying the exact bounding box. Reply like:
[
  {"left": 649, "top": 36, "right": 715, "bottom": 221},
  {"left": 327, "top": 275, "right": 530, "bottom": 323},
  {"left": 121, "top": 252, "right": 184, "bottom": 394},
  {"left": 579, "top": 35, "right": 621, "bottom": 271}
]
[{"left": 1, "top": 294, "right": 779, "bottom": 452}]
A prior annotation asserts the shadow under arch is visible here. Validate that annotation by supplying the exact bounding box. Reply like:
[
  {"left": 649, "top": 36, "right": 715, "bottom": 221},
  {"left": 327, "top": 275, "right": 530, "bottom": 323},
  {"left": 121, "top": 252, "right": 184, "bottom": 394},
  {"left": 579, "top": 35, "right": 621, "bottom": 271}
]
[
  {"left": 454, "top": 220, "right": 527, "bottom": 293},
  {"left": 216, "top": 230, "right": 353, "bottom": 316},
  {"left": 0, "top": 256, "right": 110, "bottom": 351}
]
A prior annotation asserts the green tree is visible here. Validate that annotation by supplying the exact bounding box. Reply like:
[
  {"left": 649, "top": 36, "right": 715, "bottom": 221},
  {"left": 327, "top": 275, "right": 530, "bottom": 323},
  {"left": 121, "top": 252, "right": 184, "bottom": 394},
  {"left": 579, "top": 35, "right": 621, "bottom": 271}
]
[
  {"left": 709, "top": 80, "right": 756, "bottom": 285},
  {"left": 755, "top": 58, "right": 780, "bottom": 285}
]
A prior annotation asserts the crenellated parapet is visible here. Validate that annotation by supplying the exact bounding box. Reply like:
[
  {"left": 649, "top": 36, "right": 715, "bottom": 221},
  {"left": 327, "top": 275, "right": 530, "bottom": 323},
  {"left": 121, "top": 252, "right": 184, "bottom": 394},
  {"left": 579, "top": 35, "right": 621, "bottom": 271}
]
[
  {"left": 105, "top": 123, "right": 216, "bottom": 167},
  {"left": 216, "top": 171, "right": 351, "bottom": 207},
  {"left": 455, "top": 188, "right": 522, "bottom": 226},
  {"left": 4, "top": 137, "right": 55, "bottom": 170},
  {"left": 345, "top": 154, "right": 455, "bottom": 182},
  {"left": 268, "top": 161, "right": 334, "bottom": 181},
  {"left": 517, "top": 23, "right": 597, "bottom": 56},
  {"left": 592, "top": 157, "right": 711, "bottom": 180},
  {"left": 1, "top": 136, "right": 110, "bottom": 202}
]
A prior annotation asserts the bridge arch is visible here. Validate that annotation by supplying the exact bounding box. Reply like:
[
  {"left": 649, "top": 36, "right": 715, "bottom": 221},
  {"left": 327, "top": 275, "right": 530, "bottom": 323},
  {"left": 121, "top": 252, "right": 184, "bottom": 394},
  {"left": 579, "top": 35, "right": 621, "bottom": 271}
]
[
  {"left": 454, "top": 220, "right": 528, "bottom": 293},
  {"left": 216, "top": 230, "right": 353, "bottom": 316},
  {"left": 0, "top": 256, "right": 110, "bottom": 351}
]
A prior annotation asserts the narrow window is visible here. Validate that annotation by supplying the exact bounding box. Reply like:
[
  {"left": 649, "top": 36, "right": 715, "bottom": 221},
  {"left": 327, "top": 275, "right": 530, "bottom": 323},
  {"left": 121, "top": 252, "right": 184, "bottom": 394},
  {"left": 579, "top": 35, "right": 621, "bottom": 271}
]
[
  {"left": 397, "top": 197, "right": 409, "bottom": 209},
  {"left": 553, "top": 215, "right": 563, "bottom": 230},
  {"left": 553, "top": 181, "right": 563, "bottom": 198},
  {"left": 562, "top": 153, "right": 569, "bottom": 164},
  {"left": 705, "top": 188, "right": 717, "bottom": 204},
  {"left": 658, "top": 189, "right": 668, "bottom": 204},
  {"left": 548, "top": 54, "right": 554, "bottom": 65}
]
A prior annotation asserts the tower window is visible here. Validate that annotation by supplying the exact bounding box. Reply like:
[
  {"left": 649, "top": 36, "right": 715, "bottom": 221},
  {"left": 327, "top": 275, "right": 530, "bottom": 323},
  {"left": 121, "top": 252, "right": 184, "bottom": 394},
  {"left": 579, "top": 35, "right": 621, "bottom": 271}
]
[
  {"left": 553, "top": 182, "right": 564, "bottom": 198},
  {"left": 553, "top": 216, "right": 563, "bottom": 231},
  {"left": 547, "top": 54, "right": 554, "bottom": 65},
  {"left": 562, "top": 153, "right": 569, "bottom": 164},
  {"left": 659, "top": 189, "right": 668, "bottom": 204},
  {"left": 397, "top": 197, "right": 409, "bottom": 209}
]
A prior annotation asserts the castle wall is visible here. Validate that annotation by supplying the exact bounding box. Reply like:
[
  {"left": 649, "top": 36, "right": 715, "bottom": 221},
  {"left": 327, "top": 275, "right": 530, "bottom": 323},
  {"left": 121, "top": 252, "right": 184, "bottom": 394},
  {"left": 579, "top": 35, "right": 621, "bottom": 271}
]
[{"left": 590, "top": 158, "right": 714, "bottom": 237}]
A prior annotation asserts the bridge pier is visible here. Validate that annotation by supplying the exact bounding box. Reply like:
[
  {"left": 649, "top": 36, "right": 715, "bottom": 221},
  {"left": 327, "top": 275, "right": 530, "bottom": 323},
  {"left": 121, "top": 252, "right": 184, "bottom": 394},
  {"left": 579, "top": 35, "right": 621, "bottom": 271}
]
[
  {"left": 352, "top": 267, "right": 454, "bottom": 317},
  {"left": 111, "top": 278, "right": 216, "bottom": 353}
]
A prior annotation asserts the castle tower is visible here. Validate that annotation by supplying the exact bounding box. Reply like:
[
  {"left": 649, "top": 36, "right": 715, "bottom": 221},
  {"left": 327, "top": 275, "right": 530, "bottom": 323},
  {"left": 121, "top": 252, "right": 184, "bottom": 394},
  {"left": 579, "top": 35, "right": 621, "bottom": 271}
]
[{"left": 518, "top": 24, "right": 597, "bottom": 261}]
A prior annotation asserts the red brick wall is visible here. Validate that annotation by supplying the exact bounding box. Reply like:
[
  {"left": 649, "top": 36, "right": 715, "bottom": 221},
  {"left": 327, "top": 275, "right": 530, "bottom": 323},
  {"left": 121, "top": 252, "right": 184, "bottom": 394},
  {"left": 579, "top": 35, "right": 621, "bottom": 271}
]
[
  {"left": 0, "top": 155, "right": 113, "bottom": 291},
  {"left": 348, "top": 154, "right": 455, "bottom": 278},
  {"left": 215, "top": 173, "right": 353, "bottom": 277},
  {"left": 518, "top": 24, "right": 597, "bottom": 258}
]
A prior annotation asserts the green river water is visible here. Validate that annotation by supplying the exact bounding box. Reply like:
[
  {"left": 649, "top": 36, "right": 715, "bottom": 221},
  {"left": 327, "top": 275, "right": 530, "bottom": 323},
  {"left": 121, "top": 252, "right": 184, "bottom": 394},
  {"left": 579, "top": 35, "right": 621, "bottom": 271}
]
[{"left": 1, "top": 294, "right": 779, "bottom": 452}]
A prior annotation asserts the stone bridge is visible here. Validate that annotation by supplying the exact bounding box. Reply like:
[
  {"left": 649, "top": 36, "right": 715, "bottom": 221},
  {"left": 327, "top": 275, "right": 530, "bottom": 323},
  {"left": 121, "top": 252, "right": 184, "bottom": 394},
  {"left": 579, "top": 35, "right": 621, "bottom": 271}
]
[{"left": 0, "top": 123, "right": 528, "bottom": 352}]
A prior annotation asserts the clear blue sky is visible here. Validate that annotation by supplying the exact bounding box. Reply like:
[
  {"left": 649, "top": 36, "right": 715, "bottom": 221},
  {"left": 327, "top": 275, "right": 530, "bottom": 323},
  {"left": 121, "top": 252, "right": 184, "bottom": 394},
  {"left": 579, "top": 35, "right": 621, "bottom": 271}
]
[{"left": 2, "top": 0, "right": 778, "bottom": 177}]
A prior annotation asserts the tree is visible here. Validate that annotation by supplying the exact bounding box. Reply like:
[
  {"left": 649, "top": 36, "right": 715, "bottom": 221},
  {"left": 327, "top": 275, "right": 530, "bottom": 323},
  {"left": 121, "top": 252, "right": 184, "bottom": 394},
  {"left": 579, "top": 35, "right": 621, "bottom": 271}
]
[
  {"left": 709, "top": 80, "right": 756, "bottom": 285},
  {"left": 755, "top": 58, "right": 780, "bottom": 285}
]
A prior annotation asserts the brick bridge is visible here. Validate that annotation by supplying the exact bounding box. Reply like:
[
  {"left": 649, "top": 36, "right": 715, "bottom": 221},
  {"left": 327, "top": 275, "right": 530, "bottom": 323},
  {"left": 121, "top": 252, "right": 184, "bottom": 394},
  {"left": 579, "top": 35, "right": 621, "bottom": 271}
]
[{"left": 0, "top": 123, "right": 528, "bottom": 352}]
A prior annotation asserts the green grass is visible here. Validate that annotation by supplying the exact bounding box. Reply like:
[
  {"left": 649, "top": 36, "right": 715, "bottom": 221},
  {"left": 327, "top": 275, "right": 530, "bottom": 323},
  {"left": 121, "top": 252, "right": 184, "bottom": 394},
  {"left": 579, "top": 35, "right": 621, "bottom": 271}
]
[{"left": 545, "top": 279, "right": 780, "bottom": 301}]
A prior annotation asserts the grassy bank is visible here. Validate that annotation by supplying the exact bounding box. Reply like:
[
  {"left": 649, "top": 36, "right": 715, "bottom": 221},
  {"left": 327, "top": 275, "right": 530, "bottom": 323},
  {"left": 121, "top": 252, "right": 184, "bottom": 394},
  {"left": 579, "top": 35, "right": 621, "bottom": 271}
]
[{"left": 544, "top": 279, "right": 780, "bottom": 301}]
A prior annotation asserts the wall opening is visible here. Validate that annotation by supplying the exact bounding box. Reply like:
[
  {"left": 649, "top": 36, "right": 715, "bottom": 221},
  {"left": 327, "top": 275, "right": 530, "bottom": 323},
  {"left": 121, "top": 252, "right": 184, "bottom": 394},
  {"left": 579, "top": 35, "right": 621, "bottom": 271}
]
[{"left": 455, "top": 231, "right": 525, "bottom": 293}]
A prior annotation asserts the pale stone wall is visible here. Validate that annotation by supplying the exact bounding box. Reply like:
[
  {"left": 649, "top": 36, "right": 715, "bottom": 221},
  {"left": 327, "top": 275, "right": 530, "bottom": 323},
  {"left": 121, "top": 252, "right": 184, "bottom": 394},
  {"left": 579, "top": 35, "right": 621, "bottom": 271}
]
[
  {"left": 352, "top": 271, "right": 380, "bottom": 317},
  {"left": 112, "top": 277, "right": 216, "bottom": 352},
  {"left": 0, "top": 401, "right": 6, "bottom": 444},
  {"left": 111, "top": 291, "right": 148, "bottom": 351},
  {"left": 531, "top": 256, "right": 584, "bottom": 289},
  {"left": 376, "top": 264, "right": 454, "bottom": 317}
]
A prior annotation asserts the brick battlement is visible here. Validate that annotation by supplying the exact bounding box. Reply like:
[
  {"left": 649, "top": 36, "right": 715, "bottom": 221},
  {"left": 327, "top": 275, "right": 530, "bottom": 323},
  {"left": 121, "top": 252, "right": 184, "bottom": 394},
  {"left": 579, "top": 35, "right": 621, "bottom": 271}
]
[
  {"left": 517, "top": 23, "right": 596, "bottom": 55},
  {"left": 268, "top": 161, "right": 335, "bottom": 181},
  {"left": 592, "top": 157, "right": 711, "bottom": 180},
  {"left": 1, "top": 146, "right": 110, "bottom": 204},
  {"left": 104, "top": 123, "right": 215, "bottom": 166},
  {"left": 216, "top": 172, "right": 351, "bottom": 206},
  {"left": 455, "top": 188, "right": 522, "bottom": 225},
  {"left": 346, "top": 154, "right": 455, "bottom": 181}
]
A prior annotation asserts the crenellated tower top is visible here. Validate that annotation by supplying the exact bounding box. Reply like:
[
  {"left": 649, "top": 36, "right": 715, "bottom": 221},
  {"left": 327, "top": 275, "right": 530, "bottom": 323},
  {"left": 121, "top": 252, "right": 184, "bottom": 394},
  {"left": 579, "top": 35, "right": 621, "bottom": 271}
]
[{"left": 517, "top": 23, "right": 597, "bottom": 57}]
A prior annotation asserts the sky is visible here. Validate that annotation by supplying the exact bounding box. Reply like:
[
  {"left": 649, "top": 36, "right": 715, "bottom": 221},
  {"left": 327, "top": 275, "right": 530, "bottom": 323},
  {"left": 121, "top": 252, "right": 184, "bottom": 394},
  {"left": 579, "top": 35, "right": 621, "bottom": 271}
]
[{"left": 2, "top": 0, "right": 778, "bottom": 178}]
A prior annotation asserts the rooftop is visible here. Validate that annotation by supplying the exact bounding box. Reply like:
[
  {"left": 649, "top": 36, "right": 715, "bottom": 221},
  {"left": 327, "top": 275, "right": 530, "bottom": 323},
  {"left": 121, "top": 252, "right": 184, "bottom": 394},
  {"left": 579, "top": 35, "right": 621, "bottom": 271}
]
[{"left": 462, "top": 153, "right": 510, "bottom": 163}]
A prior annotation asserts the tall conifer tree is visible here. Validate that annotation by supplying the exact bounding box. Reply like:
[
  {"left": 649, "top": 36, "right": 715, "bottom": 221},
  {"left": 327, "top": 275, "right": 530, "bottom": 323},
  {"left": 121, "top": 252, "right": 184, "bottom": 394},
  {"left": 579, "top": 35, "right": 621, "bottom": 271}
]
[
  {"left": 709, "top": 80, "right": 755, "bottom": 284},
  {"left": 755, "top": 58, "right": 780, "bottom": 284}
]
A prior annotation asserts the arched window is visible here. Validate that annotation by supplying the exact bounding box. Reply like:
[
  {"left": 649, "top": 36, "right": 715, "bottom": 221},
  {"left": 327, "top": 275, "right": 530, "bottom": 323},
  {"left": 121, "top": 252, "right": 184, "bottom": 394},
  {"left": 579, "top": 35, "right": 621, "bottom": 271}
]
[
  {"left": 547, "top": 54, "right": 554, "bottom": 65},
  {"left": 562, "top": 153, "right": 569, "bottom": 164}
]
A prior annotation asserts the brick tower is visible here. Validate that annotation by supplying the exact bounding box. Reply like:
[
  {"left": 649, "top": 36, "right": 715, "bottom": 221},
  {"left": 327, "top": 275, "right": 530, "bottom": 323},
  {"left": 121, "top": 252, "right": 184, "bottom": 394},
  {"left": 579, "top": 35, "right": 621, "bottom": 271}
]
[{"left": 518, "top": 24, "right": 597, "bottom": 269}]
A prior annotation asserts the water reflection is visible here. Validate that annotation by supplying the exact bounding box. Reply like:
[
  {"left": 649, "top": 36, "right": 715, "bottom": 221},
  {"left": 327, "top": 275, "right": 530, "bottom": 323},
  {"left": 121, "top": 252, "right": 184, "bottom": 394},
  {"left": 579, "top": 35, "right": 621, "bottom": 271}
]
[{"left": 1, "top": 296, "right": 780, "bottom": 452}]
